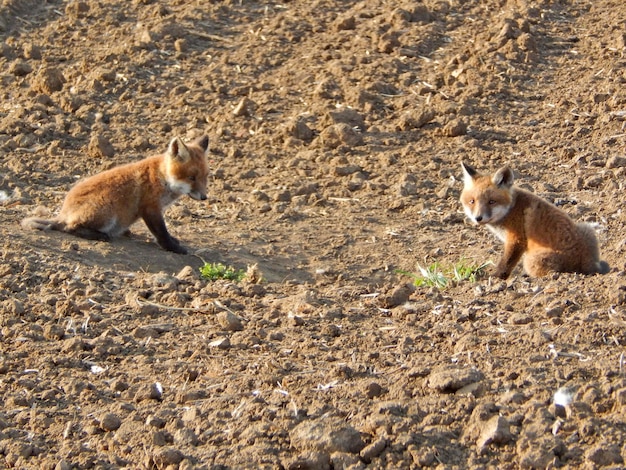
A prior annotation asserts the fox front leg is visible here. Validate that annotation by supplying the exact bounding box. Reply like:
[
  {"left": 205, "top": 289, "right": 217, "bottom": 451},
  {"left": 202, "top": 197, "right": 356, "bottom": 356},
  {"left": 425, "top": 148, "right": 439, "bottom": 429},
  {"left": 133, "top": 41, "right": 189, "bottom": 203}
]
[
  {"left": 494, "top": 237, "right": 525, "bottom": 279},
  {"left": 142, "top": 211, "right": 187, "bottom": 254}
]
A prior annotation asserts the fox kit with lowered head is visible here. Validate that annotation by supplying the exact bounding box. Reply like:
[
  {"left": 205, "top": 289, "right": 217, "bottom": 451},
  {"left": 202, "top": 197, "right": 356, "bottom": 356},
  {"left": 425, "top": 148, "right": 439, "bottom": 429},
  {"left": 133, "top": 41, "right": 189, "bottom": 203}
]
[
  {"left": 22, "top": 135, "right": 210, "bottom": 254},
  {"left": 460, "top": 162, "right": 609, "bottom": 279}
]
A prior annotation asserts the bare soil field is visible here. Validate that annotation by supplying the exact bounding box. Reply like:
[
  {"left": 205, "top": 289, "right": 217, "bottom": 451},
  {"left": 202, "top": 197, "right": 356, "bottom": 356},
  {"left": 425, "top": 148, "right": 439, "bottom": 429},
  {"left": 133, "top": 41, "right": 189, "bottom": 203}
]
[{"left": 1, "top": 0, "right": 626, "bottom": 468}]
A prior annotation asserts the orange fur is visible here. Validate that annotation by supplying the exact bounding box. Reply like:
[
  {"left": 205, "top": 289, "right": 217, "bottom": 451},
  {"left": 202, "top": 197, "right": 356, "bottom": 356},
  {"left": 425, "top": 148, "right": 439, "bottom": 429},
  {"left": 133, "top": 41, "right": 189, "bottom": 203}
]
[
  {"left": 460, "top": 162, "right": 609, "bottom": 279},
  {"left": 22, "top": 135, "right": 210, "bottom": 254}
]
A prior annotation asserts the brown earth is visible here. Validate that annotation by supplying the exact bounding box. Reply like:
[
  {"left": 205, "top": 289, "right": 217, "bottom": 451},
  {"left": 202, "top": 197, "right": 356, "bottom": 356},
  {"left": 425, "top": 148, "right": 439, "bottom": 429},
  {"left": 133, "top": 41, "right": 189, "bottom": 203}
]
[{"left": 1, "top": 0, "right": 626, "bottom": 468}]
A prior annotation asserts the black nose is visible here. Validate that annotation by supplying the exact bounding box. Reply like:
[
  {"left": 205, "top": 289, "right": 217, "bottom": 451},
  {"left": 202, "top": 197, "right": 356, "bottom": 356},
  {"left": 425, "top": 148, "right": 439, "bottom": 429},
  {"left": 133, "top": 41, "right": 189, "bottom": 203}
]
[
  {"left": 475, "top": 216, "right": 482, "bottom": 222},
  {"left": 200, "top": 194, "right": 207, "bottom": 201}
]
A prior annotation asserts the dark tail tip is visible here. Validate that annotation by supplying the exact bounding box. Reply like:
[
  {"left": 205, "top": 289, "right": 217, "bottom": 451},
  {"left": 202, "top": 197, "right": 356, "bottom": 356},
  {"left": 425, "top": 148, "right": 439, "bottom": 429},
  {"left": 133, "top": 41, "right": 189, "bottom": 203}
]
[{"left": 598, "top": 260, "right": 610, "bottom": 275}]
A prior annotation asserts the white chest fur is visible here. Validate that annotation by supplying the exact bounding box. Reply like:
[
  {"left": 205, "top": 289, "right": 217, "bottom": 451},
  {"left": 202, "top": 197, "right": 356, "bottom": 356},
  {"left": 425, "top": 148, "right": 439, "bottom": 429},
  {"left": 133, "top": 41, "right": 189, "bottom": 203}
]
[{"left": 486, "top": 224, "right": 507, "bottom": 242}]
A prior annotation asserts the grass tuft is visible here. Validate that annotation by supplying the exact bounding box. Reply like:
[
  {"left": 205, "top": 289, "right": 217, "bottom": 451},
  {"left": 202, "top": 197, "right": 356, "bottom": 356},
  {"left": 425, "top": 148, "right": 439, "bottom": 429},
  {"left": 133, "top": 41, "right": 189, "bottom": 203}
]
[
  {"left": 398, "top": 260, "right": 491, "bottom": 289},
  {"left": 199, "top": 262, "right": 246, "bottom": 282}
]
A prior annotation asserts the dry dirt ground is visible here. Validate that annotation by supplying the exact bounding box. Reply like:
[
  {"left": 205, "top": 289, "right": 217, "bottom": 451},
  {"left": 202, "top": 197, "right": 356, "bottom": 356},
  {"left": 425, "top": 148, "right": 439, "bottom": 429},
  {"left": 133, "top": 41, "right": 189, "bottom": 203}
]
[{"left": 1, "top": 0, "right": 626, "bottom": 468}]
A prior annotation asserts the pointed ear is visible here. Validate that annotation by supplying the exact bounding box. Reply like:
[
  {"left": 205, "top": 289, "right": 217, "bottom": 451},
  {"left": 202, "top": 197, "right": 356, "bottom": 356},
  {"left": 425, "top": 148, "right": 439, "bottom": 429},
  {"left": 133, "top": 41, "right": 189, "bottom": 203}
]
[
  {"left": 195, "top": 135, "right": 209, "bottom": 156},
  {"left": 492, "top": 166, "right": 514, "bottom": 188},
  {"left": 167, "top": 137, "right": 191, "bottom": 162},
  {"left": 461, "top": 162, "right": 477, "bottom": 187},
  {"left": 196, "top": 135, "right": 209, "bottom": 151}
]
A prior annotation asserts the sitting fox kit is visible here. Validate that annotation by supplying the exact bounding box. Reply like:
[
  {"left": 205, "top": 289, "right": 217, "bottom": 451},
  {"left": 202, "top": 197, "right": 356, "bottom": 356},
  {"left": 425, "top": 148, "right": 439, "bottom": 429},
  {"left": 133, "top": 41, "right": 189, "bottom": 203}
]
[
  {"left": 460, "top": 162, "right": 609, "bottom": 279},
  {"left": 22, "top": 135, "right": 210, "bottom": 254}
]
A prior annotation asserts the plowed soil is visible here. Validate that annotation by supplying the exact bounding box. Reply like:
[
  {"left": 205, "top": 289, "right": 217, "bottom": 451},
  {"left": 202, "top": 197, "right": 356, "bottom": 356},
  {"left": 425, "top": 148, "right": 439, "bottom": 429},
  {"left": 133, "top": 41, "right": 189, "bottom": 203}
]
[{"left": 1, "top": 1, "right": 626, "bottom": 469}]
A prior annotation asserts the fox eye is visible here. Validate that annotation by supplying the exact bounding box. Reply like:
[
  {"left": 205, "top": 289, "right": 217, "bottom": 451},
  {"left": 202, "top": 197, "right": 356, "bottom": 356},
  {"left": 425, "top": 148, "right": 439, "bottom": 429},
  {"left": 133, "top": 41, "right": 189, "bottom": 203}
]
[
  {"left": 488, "top": 199, "right": 496, "bottom": 205},
  {"left": 468, "top": 199, "right": 475, "bottom": 205},
  {"left": 188, "top": 175, "right": 196, "bottom": 182}
]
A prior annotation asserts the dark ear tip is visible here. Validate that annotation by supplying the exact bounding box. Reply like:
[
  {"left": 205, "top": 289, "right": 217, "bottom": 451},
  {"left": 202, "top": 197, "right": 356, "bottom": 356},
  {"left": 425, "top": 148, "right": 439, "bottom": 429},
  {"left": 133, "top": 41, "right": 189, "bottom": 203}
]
[
  {"left": 198, "top": 135, "right": 209, "bottom": 151},
  {"left": 461, "top": 161, "right": 477, "bottom": 176}
]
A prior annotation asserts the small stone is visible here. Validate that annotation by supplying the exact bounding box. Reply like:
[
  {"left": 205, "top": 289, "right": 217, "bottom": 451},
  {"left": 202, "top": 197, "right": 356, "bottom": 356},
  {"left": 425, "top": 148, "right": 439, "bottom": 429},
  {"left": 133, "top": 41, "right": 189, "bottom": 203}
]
[
  {"left": 208, "top": 337, "right": 230, "bottom": 349},
  {"left": 329, "top": 452, "right": 361, "bottom": 469},
  {"left": 382, "top": 284, "right": 413, "bottom": 308},
  {"left": 289, "top": 314, "right": 305, "bottom": 326},
  {"left": 288, "top": 119, "right": 314, "bottom": 142},
  {"left": 333, "top": 164, "right": 362, "bottom": 177},
  {"left": 135, "top": 383, "right": 164, "bottom": 402},
  {"left": 217, "top": 311, "right": 243, "bottom": 332},
  {"left": 233, "top": 97, "right": 255, "bottom": 117},
  {"left": 287, "top": 451, "right": 330, "bottom": 470},
  {"left": 274, "top": 190, "right": 292, "bottom": 202},
  {"left": 443, "top": 118, "right": 467, "bottom": 137},
  {"left": 290, "top": 418, "right": 364, "bottom": 454},
  {"left": 152, "top": 431, "right": 167, "bottom": 446},
  {"left": 111, "top": 379, "right": 129, "bottom": 392},
  {"left": 397, "top": 173, "right": 418, "bottom": 196},
  {"left": 174, "top": 38, "right": 188, "bottom": 52},
  {"left": 65, "top": 1, "right": 89, "bottom": 18},
  {"left": 320, "top": 123, "right": 363, "bottom": 149},
  {"left": 23, "top": 43, "right": 42, "bottom": 60},
  {"left": 335, "top": 15, "right": 356, "bottom": 31},
  {"left": 55, "top": 460, "right": 72, "bottom": 470},
  {"left": 365, "top": 382, "right": 384, "bottom": 399},
  {"left": 477, "top": 415, "right": 512, "bottom": 449},
  {"left": 409, "top": 444, "right": 435, "bottom": 466},
  {"left": 606, "top": 155, "right": 626, "bottom": 168},
  {"left": 3, "top": 299, "right": 24, "bottom": 315},
  {"left": 133, "top": 326, "right": 159, "bottom": 339},
  {"left": 9, "top": 60, "right": 32, "bottom": 76},
  {"left": 509, "top": 313, "right": 532, "bottom": 325},
  {"left": 174, "top": 428, "right": 198, "bottom": 446},
  {"left": 153, "top": 447, "right": 184, "bottom": 466},
  {"left": 100, "top": 413, "right": 122, "bottom": 431},
  {"left": 43, "top": 324, "right": 65, "bottom": 340},
  {"left": 427, "top": 366, "right": 485, "bottom": 393},
  {"left": 545, "top": 305, "right": 564, "bottom": 318},
  {"left": 585, "top": 443, "right": 623, "bottom": 466},
  {"left": 359, "top": 437, "right": 387, "bottom": 463},
  {"left": 329, "top": 108, "right": 366, "bottom": 131},
  {"left": 146, "top": 416, "right": 166, "bottom": 428},
  {"left": 176, "top": 265, "right": 196, "bottom": 281},
  {"left": 88, "top": 134, "right": 115, "bottom": 158},
  {"left": 33, "top": 66, "right": 65, "bottom": 94},
  {"left": 397, "top": 108, "right": 435, "bottom": 130}
]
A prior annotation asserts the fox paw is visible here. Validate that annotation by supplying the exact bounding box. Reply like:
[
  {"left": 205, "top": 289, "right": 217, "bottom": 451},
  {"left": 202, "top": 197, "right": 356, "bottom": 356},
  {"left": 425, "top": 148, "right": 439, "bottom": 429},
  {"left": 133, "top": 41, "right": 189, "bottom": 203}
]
[{"left": 165, "top": 243, "right": 187, "bottom": 255}]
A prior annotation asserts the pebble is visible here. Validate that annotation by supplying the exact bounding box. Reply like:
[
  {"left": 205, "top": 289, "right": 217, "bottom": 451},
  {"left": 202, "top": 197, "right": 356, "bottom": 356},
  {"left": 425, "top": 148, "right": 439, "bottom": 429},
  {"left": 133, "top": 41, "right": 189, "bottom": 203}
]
[
  {"left": 134, "top": 383, "right": 164, "bottom": 402},
  {"left": 585, "top": 443, "right": 624, "bottom": 466},
  {"left": 88, "top": 134, "right": 115, "bottom": 158},
  {"left": 233, "top": 97, "right": 255, "bottom": 117},
  {"left": 208, "top": 337, "right": 231, "bottom": 349},
  {"left": 287, "top": 451, "right": 330, "bottom": 470},
  {"left": 365, "top": 382, "right": 384, "bottom": 399},
  {"left": 476, "top": 415, "right": 512, "bottom": 450},
  {"left": 153, "top": 447, "right": 184, "bottom": 466},
  {"left": 217, "top": 310, "right": 244, "bottom": 332},
  {"left": 33, "top": 66, "right": 65, "bottom": 94},
  {"left": 9, "top": 60, "right": 32, "bottom": 76},
  {"left": 100, "top": 413, "right": 122, "bottom": 431},
  {"left": 359, "top": 437, "right": 387, "bottom": 463},
  {"left": 290, "top": 418, "right": 364, "bottom": 454},
  {"left": 320, "top": 123, "right": 363, "bottom": 149},
  {"left": 443, "top": 118, "right": 467, "bottom": 137},
  {"left": 427, "top": 366, "right": 485, "bottom": 393}
]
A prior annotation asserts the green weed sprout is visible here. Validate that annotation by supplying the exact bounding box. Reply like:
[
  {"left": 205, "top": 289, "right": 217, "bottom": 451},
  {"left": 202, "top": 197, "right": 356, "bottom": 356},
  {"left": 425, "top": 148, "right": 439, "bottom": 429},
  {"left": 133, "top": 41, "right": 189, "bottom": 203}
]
[
  {"left": 199, "top": 262, "right": 246, "bottom": 282},
  {"left": 398, "top": 260, "right": 491, "bottom": 289}
]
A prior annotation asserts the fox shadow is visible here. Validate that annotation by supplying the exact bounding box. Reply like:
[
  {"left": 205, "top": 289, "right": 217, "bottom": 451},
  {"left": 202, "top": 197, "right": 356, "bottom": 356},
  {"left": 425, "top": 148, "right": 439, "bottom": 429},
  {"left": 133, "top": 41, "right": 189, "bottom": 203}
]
[{"left": 22, "top": 230, "right": 313, "bottom": 284}]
